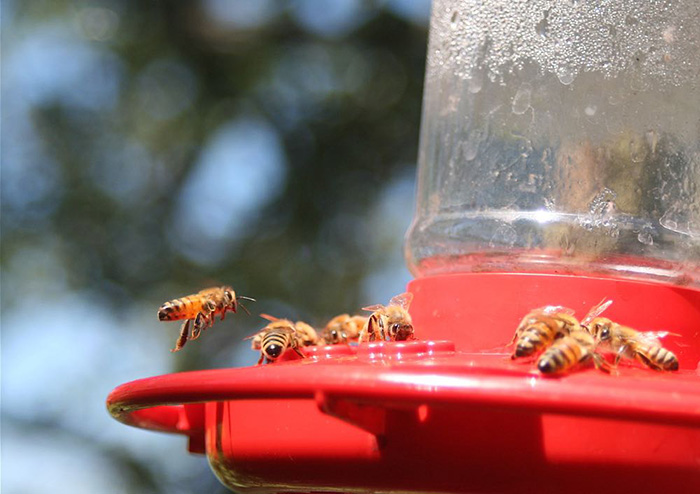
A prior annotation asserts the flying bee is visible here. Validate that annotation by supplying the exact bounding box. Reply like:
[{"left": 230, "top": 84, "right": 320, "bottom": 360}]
[
  {"left": 158, "top": 286, "right": 255, "bottom": 352},
  {"left": 321, "top": 314, "right": 367, "bottom": 345},
  {"left": 537, "top": 329, "right": 611, "bottom": 375},
  {"left": 510, "top": 306, "right": 581, "bottom": 359},
  {"left": 359, "top": 292, "right": 414, "bottom": 343},
  {"left": 587, "top": 312, "right": 679, "bottom": 372},
  {"left": 247, "top": 314, "right": 319, "bottom": 365}
]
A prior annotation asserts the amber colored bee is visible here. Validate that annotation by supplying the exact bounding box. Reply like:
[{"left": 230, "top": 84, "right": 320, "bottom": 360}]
[
  {"left": 247, "top": 314, "right": 319, "bottom": 365},
  {"left": 158, "top": 286, "right": 255, "bottom": 352},
  {"left": 537, "top": 329, "right": 610, "bottom": 375},
  {"left": 359, "top": 292, "right": 415, "bottom": 343},
  {"left": 587, "top": 315, "right": 679, "bottom": 372},
  {"left": 510, "top": 306, "right": 581, "bottom": 359},
  {"left": 321, "top": 314, "right": 367, "bottom": 345}
]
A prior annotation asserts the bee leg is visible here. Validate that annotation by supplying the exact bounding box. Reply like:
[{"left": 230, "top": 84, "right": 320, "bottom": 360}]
[
  {"left": 257, "top": 353, "right": 265, "bottom": 365},
  {"left": 191, "top": 314, "right": 205, "bottom": 340},
  {"left": 292, "top": 346, "right": 306, "bottom": 359},
  {"left": 358, "top": 328, "right": 366, "bottom": 343},
  {"left": 171, "top": 319, "right": 191, "bottom": 352},
  {"left": 377, "top": 316, "right": 388, "bottom": 341},
  {"left": 204, "top": 312, "right": 215, "bottom": 331},
  {"left": 358, "top": 322, "right": 371, "bottom": 343},
  {"left": 614, "top": 345, "right": 628, "bottom": 366},
  {"left": 202, "top": 298, "right": 217, "bottom": 325},
  {"left": 365, "top": 315, "right": 381, "bottom": 342},
  {"left": 591, "top": 352, "right": 612, "bottom": 374}
]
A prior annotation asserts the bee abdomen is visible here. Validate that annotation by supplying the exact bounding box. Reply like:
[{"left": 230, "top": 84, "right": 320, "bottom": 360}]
[
  {"left": 158, "top": 301, "right": 179, "bottom": 321},
  {"left": 538, "top": 343, "right": 578, "bottom": 374},
  {"left": 514, "top": 324, "right": 555, "bottom": 357},
  {"left": 262, "top": 331, "right": 292, "bottom": 359},
  {"left": 639, "top": 346, "right": 679, "bottom": 371},
  {"left": 158, "top": 297, "right": 196, "bottom": 321}
]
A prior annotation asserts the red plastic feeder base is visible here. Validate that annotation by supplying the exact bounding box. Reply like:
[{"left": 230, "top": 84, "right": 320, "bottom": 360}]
[{"left": 107, "top": 273, "right": 700, "bottom": 493}]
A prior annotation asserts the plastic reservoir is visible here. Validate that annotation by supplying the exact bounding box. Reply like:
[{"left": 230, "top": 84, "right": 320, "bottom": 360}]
[{"left": 406, "top": 0, "right": 700, "bottom": 287}]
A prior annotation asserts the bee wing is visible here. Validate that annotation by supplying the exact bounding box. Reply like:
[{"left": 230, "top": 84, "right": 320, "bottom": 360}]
[
  {"left": 259, "top": 313, "right": 280, "bottom": 322},
  {"left": 362, "top": 304, "right": 385, "bottom": 313},
  {"left": 539, "top": 305, "right": 576, "bottom": 316},
  {"left": 580, "top": 299, "right": 613, "bottom": 326},
  {"left": 243, "top": 330, "right": 262, "bottom": 341},
  {"left": 389, "top": 292, "right": 414, "bottom": 310},
  {"left": 635, "top": 331, "right": 677, "bottom": 344}
]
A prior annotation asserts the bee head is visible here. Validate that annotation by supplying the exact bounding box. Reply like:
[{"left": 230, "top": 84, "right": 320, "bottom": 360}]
[
  {"left": 391, "top": 322, "right": 414, "bottom": 341},
  {"left": 590, "top": 318, "right": 613, "bottom": 341},
  {"left": 327, "top": 329, "right": 340, "bottom": 344},
  {"left": 223, "top": 288, "right": 235, "bottom": 305}
]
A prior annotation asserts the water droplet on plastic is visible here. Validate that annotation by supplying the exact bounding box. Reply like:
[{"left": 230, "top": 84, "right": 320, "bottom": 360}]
[
  {"left": 511, "top": 84, "right": 531, "bottom": 114},
  {"left": 556, "top": 66, "right": 576, "bottom": 85},
  {"left": 589, "top": 188, "right": 618, "bottom": 216},
  {"left": 462, "top": 129, "right": 484, "bottom": 161},
  {"left": 535, "top": 10, "right": 550, "bottom": 37},
  {"left": 637, "top": 231, "right": 654, "bottom": 245},
  {"left": 450, "top": 11, "right": 459, "bottom": 29},
  {"left": 584, "top": 105, "right": 597, "bottom": 117},
  {"left": 468, "top": 72, "right": 483, "bottom": 94},
  {"left": 660, "top": 207, "right": 696, "bottom": 235},
  {"left": 489, "top": 224, "right": 517, "bottom": 248}
]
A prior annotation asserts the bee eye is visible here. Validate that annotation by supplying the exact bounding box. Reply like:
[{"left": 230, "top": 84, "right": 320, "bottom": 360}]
[
  {"left": 392, "top": 323, "right": 401, "bottom": 333},
  {"left": 601, "top": 328, "right": 610, "bottom": 339}
]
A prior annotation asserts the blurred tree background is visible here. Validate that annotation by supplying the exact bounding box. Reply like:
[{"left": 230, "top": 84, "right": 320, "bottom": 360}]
[{"left": 1, "top": 0, "right": 429, "bottom": 492}]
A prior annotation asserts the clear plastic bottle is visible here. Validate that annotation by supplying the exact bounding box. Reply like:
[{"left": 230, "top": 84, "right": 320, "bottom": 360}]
[{"left": 406, "top": 0, "right": 700, "bottom": 287}]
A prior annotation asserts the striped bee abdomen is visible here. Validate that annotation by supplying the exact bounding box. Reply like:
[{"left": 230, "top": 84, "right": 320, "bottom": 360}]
[
  {"left": 537, "top": 337, "right": 585, "bottom": 374},
  {"left": 261, "top": 330, "right": 292, "bottom": 361},
  {"left": 157, "top": 296, "right": 200, "bottom": 321},
  {"left": 514, "top": 322, "right": 557, "bottom": 358},
  {"left": 636, "top": 345, "right": 679, "bottom": 371}
]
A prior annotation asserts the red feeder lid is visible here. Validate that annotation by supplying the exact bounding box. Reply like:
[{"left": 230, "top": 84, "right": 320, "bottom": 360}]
[{"left": 107, "top": 273, "right": 700, "bottom": 493}]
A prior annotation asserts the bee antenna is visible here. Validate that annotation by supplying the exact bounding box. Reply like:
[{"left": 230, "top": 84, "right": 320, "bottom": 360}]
[
  {"left": 236, "top": 296, "right": 255, "bottom": 316},
  {"left": 238, "top": 302, "right": 252, "bottom": 316}
]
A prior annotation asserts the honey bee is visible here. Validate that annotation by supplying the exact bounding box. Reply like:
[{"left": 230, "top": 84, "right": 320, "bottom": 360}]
[
  {"left": 320, "top": 314, "right": 367, "bottom": 345},
  {"left": 359, "top": 292, "right": 415, "bottom": 343},
  {"left": 587, "top": 309, "right": 679, "bottom": 372},
  {"left": 158, "top": 286, "right": 255, "bottom": 352},
  {"left": 247, "top": 314, "right": 319, "bottom": 365},
  {"left": 537, "top": 329, "right": 611, "bottom": 375},
  {"left": 510, "top": 306, "right": 581, "bottom": 359}
]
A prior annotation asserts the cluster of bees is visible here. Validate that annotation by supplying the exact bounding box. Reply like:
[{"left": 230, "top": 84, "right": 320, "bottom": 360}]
[
  {"left": 156, "top": 286, "right": 680, "bottom": 373},
  {"left": 510, "top": 300, "right": 680, "bottom": 374},
  {"left": 157, "top": 287, "right": 414, "bottom": 364}
]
